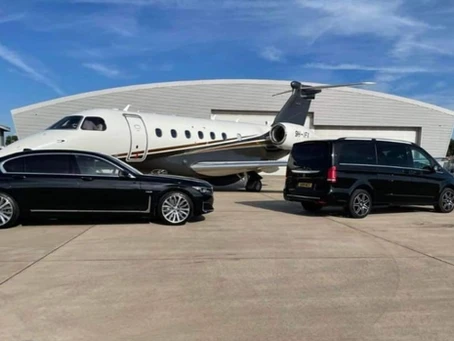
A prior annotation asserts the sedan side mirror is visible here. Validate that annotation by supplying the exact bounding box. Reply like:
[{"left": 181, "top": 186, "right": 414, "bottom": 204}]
[{"left": 119, "top": 170, "right": 132, "bottom": 178}]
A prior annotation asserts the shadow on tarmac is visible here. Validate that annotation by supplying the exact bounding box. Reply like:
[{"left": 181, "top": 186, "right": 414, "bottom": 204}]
[
  {"left": 20, "top": 214, "right": 205, "bottom": 227},
  {"left": 236, "top": 200, "right": 435, "bottom": 217}
]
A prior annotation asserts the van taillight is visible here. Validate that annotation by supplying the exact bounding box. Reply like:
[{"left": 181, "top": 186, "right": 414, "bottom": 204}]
[{"left": 327, "top": 166, "right": 337, "bottom": 183}]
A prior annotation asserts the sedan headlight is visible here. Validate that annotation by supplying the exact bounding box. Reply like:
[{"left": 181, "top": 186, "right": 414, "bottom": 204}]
[{"left": 192, "top": 186, "right": 213, "bottom": 194}]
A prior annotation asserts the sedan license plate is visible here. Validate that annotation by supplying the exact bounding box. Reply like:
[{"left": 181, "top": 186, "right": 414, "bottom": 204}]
[{"left": 298, "top": 182, "right": 312, "bottom": 189}]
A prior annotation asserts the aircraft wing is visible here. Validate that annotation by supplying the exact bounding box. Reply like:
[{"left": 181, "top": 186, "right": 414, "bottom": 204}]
[{"left": 190, "top": 160, "right": 288, "bottom": 177}]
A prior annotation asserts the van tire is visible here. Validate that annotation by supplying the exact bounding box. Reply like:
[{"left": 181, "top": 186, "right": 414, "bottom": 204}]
[
  {"left": 434, "top": 187, "right": 454, "bottom": 213},
  {"left": 347, "top": 189, "right": 372, "bottom": 219},
  {"left": 301, "top": 202, "right": 323, "bottom": 213}
]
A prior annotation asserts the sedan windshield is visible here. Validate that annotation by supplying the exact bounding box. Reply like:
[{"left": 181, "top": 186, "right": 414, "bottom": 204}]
[{"left": 47, "top": 116, "right": 83, "bottom": 130}]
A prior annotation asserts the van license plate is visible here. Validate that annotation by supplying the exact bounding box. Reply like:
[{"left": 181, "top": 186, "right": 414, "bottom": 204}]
[{"left": 298, "top": 182, "right": 312, "bottom": 188}]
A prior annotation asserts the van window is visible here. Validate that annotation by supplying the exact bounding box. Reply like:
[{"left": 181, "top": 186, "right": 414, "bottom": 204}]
[
  {"left": 81, "top": 117, "right": 107, "bottom": 131},
  {"left": 290, "top": 142, "right": 330, "bottom": 169},
  {"left": 377, "top": 141, "right": 411, "bottom": 167},
  {"left": 410, "top": 147, "right": 433, "bottom": 170},
  {"left": 336, "top": 141, "right": 376, "bottom": 165}
]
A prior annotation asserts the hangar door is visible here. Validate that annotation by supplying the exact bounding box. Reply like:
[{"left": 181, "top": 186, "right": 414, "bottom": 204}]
[{"left": 314, "top": 126, "right": 420, "bottom": 144}]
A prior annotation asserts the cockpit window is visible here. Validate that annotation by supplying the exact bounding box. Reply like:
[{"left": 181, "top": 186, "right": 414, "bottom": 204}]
[
  {"left": 81, "top": 117, "right": 107, "bottom": 131},
  {"left": 47, "top": 116, "right": 83, "bottom": 130}
]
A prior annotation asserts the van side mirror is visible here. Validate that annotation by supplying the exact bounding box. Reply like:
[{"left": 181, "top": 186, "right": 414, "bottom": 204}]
[{"left": 434, "top": 164, "right": 442, "bottom": 172}]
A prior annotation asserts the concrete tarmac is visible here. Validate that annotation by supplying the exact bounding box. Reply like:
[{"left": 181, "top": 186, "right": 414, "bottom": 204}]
[{"left": 1, "top": 176, "right": 454, "bottom": 341}]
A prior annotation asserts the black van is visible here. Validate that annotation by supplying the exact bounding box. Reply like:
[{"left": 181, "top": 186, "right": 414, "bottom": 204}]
[{"left": 283, "top": 138, "right": 454, "bottom": 218}]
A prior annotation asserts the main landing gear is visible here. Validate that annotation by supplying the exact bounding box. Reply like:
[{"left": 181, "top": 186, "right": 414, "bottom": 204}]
[{"left": 245, "top": 172, "right": 262, "bottom": 192}]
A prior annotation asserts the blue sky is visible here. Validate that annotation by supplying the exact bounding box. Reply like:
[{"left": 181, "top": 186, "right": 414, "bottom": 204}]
[{"left": 1, "top": 0, "right": 454, "bottom": 135}]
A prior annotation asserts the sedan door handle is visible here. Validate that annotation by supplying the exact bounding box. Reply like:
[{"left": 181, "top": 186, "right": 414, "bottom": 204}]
[
  {"left": 12, "top": 174, "right": 26, "bottom": 179},
  {"left": 81, "top": 176, "right": 93, "bottom": 181}
]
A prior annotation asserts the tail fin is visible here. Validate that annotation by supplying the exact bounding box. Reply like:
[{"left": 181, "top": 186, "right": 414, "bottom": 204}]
[{"left": 272, "top": 81, "right": 375, "bottom": 126}]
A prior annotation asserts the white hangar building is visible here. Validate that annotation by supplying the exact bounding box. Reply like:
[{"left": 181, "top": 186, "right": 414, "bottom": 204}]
[{"left": 10, "top": 79, "right": 454, "bottom": 174}]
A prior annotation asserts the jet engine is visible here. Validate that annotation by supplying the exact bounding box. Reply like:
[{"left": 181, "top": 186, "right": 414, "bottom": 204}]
[{"left": 269, "top": 122, "right": 314, "bottom": 150}]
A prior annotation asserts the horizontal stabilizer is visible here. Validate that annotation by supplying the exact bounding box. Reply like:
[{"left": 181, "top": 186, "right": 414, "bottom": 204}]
[{"left": 191, "top": 160, "right": 287, "bottom": 177}]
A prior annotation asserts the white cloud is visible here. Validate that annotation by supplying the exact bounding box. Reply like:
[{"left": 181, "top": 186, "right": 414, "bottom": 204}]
[
  {"left": 259, "top": 46, "right": 283, "bottom": 62},
  {"left": 435, "top": 81, "right": 447, "bottom": 89},
  {"left": 70, "top": 0, "right": 282, "bottom": 9},
  {"left": 0, "top": 42, "right": 63, "bottom": 95},
  {"left": 304, "top": 63, "right": 440, "bottom": 74},
  {"left": 0, "top": 12, "right": 26, "bottom": 24},
  {"left": 82, "top": 63, "right": 121, "bottom": 78},
  {"left": 392, "top": 35, "right": 454, "bottom": 59},
  {"left": 296, "top": 0, "right": 433, "bottom": 40}
]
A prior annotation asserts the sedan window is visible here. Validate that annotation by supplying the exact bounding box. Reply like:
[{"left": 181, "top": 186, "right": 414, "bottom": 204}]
[
  {"left": 75, "top": 155, "right": 122, "bottom": 176},
  {"left": 26, "top": 155, "right": 75, "bottom": 174},
  {"left": 3, "top": 158, "right": 25, "bottom": 172},
  {"left": 2, "top": 155, "right": 75, "bottom": 174}
]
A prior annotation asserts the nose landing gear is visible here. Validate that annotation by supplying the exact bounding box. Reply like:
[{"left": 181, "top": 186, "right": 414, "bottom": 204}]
[{"left": 245, "top": 172, "right": 263, "bottom": 192}]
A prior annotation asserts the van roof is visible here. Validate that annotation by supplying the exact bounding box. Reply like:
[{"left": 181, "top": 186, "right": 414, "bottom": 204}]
[{"left": 294, "top": 137, "right": 416, "bottom": 146}]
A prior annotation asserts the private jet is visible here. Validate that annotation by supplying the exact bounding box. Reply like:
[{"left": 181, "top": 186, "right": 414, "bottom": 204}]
[{"left": 0, "top": 81, "right": 374, "bottom": 191}]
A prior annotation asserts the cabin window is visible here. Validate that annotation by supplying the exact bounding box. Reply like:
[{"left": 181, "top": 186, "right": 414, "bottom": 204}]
[
  {"left": 210, "top": 132, "right": 216, "bottom": 140},
  {"left": 47, "top": 115, "right": 83, "bottom": 130},
  {"left": 81, "top": 117, "right": 107, "bottom": 131},
  {"left": 198, "top": 131, "right": 204, "bottom": 139},
  {"left": 185, "top": 130, "right": 191, "bottom": 139},
  {"left": 171, "top": 129, "right": 177, "bottom": 138},
  {"left": 222, "top": 133, "right": 227, "bottom": 140},
  {"left": 156, "top": 128, "right": 162, "bottom": 137}
]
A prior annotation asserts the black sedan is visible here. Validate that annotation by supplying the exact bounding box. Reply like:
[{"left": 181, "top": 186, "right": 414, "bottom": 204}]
[{"left": 0, "top": 149, "right": 214, "bottom": 228}]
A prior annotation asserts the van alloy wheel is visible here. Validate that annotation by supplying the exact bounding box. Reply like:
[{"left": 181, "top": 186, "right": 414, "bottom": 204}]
[
  {"left": 353, "top": 193, "right": 370, "bottom": 216},
  {"left": 435, "top": 188, "right": 454, "bottom": 213},
  {"left": 159, "top": 192, "right": 192, "bottom": 225},
  {"left": 347, "top": 189, "right": 372, "bottom": 218},
  {"left": 442, "top": 190, "right": 454, "bottom": 211}
]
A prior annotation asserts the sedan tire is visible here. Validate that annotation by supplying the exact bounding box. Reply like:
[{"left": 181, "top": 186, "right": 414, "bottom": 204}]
[
  {"left": 0, "top": 192, "right": 20, "bottom": 229},
  {"left": 157, "top": 191, "right": 193, "bottom": 225}
]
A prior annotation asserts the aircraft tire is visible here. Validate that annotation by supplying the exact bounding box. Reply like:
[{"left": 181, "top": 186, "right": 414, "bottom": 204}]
[{"left": 245, "top": 180, "right": 262, "bottom": 192}]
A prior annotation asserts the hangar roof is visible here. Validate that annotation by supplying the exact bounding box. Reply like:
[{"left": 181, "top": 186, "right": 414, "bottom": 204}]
[{"left": 11, "top": 79, "right": 454, "bottom": 117}]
